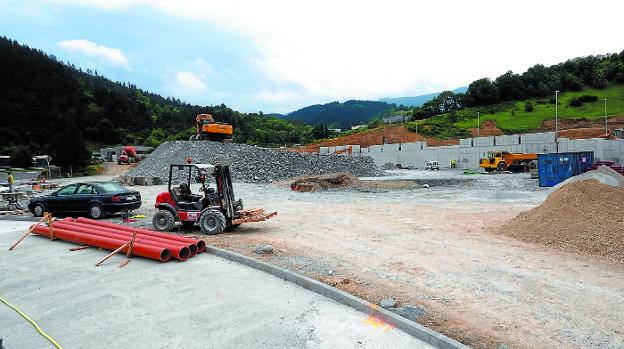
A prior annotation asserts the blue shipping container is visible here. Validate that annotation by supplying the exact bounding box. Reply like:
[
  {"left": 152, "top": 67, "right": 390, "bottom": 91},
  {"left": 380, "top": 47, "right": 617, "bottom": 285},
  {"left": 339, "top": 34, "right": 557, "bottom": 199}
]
[{"left": 538, "top": 151, "right": 594, "bottom": 187}]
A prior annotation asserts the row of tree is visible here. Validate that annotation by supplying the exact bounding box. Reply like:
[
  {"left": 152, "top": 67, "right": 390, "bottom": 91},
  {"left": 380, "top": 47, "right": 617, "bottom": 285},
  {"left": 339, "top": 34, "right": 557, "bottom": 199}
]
[{"left": 411, "top": 51, "right": 624, "bottom": 119}]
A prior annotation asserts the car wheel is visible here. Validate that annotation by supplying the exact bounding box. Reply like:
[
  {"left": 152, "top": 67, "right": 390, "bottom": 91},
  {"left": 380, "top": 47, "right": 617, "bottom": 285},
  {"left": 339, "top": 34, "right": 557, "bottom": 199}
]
[
  {"left": 199, "top": 210, "right": 226, "bottom": 235},
  {"left": 152, "top": 210, "right": 175, "bottom": 231},
  {"left": 88, "top": 203, "right": 105, "bottom": 219},
  {"left": 32, "top": 203, "right": 45, "bottom": 217}
]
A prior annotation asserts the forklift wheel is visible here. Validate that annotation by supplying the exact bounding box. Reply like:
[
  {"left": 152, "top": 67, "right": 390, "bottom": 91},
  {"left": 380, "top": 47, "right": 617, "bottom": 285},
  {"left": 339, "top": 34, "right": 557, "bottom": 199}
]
[
  {"left": 153, "top": 210, "right": 175, "bottom": 231},
  {"left": 199, "top": 210, "right": 226, "bottom": 235}
]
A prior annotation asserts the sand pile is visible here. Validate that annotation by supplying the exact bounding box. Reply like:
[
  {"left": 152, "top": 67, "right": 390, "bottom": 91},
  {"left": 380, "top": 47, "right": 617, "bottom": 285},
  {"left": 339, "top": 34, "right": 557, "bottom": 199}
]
[{"left": 500, "top": 179, "right": 624, "bottom": 263}]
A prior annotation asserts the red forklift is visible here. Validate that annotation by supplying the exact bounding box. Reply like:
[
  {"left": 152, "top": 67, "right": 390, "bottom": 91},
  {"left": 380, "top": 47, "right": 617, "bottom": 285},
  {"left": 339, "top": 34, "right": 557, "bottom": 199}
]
[{"left": 152, "top": 163, "right": 276, "bottom": 235}]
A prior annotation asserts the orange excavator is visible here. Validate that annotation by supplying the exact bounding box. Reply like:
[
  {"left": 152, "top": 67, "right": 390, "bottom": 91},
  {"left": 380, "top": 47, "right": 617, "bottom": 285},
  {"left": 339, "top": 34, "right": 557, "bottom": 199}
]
[{"left": 190, "top": 114, "right": 233, "bottom": 142}]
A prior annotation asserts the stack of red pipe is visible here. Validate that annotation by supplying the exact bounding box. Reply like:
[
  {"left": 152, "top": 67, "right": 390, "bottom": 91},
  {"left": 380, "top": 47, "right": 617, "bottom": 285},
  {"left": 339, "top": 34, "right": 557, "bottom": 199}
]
[{"left": 29, "top": 217, "right": 206, "bottom": 263}]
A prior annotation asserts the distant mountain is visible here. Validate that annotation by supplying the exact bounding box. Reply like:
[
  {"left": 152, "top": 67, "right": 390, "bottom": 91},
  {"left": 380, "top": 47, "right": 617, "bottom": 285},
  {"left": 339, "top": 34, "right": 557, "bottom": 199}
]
[
  {"left": 380, "top": 86, "right": 468, "bottom": 107},
  {"left": 286, "top": 100, "right": 393, "bottom": 128}
]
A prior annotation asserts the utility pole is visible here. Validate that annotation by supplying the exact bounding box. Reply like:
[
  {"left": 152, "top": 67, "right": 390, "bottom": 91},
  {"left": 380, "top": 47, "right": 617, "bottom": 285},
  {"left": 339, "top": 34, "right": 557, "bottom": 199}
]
[
  {"left": 477, "top": 112, "right": 480, "bottom": 138},
  {"left": 555, "top": 90, "right": 559, "bottom": 153},
  {"left": 604, "top": 98, "right": 608, "bottom": 136}
]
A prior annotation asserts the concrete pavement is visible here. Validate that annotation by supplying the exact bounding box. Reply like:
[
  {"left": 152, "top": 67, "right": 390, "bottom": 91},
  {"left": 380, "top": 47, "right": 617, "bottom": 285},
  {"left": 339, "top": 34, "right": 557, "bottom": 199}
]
[{"left": 0, "top": 220, "right": 435, "bottom": 349}]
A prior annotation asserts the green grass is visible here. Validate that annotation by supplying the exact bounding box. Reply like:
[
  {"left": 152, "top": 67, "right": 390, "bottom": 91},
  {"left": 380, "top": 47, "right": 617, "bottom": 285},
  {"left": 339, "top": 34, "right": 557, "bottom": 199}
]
[
  {"left": 453, "top": 84, "right": 624, "bottom": 133},
  {"left": 409, "top": 84, "right": 624, "bottom": 137}
]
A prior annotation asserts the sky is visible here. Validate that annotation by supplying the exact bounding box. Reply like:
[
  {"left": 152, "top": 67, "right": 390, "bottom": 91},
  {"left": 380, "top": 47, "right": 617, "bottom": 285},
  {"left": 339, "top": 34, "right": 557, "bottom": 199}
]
[{"left": 1, "top": 0, "right": 623, "bottom": 113}]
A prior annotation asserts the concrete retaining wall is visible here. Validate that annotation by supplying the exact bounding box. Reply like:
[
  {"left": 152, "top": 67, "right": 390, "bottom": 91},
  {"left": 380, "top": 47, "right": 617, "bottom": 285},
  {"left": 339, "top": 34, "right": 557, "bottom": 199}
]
[{"left": 328, "top": 131, "right": 623, "bottom": 169}]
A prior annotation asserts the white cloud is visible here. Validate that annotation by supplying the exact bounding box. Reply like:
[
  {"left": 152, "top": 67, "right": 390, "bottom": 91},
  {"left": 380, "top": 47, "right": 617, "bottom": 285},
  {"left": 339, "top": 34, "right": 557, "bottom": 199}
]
[
  {"left": 55, "top": 0, "right": 624, "bottom": 109},
  {"left": 58, "top": 39, "right": 128, "bottom": 66},
  {"left": 172, "top": 71, "right": 207, "bottom": 93}
]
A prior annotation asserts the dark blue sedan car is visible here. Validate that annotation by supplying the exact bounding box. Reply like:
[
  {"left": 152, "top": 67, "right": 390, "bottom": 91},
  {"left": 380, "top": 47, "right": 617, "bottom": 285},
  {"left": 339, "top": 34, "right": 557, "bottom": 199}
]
[{"left": 28, "top": 182, "right": 141, "bottom": 219}]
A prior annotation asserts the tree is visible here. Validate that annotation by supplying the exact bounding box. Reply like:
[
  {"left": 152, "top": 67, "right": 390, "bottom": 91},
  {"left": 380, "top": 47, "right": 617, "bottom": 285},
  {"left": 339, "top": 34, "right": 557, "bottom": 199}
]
[
  {"left": 311, "top": 124, "right": 331, "bottom": 140},
  {"left": 466, "top": 78, "right": 500, "bottom": 106},
  {"left": 50, "top": 131, "right": 90, "bottom": 167},
  {"left": 421, "top": 91, "right": 464, "bottom": 115},
  {"left": 522, "top": 64, "right": 551, "bottom": 97},
  {"left": 561, "top": 73, "right": 583, "bottom": 91},
  {"left": 592, "top": 71, "right": 608, "bottom": 89},
  {"left": 495, "top": 71, "right": 525, "bottom": 100},
  {"left": 7, "top": 145, "right": 32, "bottom": 168},
  {"left": 524, "top": 100, "right": 534, "bottom": 112}
]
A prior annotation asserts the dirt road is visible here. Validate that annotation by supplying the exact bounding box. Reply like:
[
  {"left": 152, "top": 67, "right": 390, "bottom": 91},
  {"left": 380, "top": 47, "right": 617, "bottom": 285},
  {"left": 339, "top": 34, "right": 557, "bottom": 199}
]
[
  {"left": 194, "top": 174, "right": 623, "bottom": 349},
  {"left": 66, "top": 170, "right": 623, "bottom": 348}
]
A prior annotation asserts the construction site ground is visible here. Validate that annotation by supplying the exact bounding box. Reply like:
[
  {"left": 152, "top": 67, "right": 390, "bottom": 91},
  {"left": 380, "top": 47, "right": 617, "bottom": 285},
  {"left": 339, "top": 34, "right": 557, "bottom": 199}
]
[
  {"left": 0, "top": 220, "right": 433, "bottom": 349},
  {"left": 5, "top": 170, "right": 624, "bottom": 349}
]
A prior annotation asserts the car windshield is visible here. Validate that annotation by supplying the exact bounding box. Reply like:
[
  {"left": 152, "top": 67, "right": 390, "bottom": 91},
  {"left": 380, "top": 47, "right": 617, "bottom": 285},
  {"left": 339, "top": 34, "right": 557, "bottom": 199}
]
[
  {"left": 97, "top": 182, "right": 127, "bottom": 193},
  {"left": 56, "top": 184, "right": 77, "bottom": 196}
]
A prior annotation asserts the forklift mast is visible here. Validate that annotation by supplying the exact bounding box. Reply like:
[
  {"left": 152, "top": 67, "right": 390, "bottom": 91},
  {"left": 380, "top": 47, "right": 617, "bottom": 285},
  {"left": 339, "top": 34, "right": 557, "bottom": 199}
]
[{"left": 214, "top": 165, "right": 236, "bottom": 221}]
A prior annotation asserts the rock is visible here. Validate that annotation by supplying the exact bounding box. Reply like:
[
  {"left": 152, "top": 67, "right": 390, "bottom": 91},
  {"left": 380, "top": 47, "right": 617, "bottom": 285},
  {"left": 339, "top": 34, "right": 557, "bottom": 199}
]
[
  {"left": 379, "top": 297, "right": 396, "bottom": 309},
  {"left": 127, "top": 141, "right": 384, "bottom": 183},
  {"left": 253, "top": 244, "right": 274, "bottom": 254},
  {"left": 381, "top": 162, "right": 396, "bottom": 170},
  {"left": 388, "top": 305, "right": 428, "bottom": 322}
]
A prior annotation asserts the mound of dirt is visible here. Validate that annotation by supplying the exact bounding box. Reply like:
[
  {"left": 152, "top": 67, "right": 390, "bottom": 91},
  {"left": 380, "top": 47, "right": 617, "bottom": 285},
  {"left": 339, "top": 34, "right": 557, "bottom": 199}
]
[
  {"left": 301, "top": 125, "right": 459, "bottom": 151},
  {"left": 291, "top": 173, "right": 360, "bottom": 191},
  {"left": 499, "top": 179, "right": 624, "bottom": 263},
  {"left": 469, "top": 120, "right": 504, "bottom": 137}
]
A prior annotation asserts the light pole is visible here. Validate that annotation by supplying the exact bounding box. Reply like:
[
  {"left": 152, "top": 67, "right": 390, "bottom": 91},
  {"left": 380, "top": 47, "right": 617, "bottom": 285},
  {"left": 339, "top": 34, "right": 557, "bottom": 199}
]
[
  {"left": 604, "top": 98, "right": 608, "bottom": 136},
  {"left": 555, "top": 90, "right": 559, "bottom": 136},
  {"left": 477, "top": 111, "right": 480, "bottom": 138},
  {"left": 555, "top": 90, "right": 559, "bottom": 152}
]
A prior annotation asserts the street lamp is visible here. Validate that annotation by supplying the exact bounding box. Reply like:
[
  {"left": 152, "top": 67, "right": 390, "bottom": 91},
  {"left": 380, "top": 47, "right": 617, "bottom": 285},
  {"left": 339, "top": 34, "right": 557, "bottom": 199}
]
[
  {"left": 555, "top": 90, "right": 559, "bottom": 137},
  {"left": 555, "top": 90, "right": 559, "bottom": 152},
  {"left": 477, "top": 111, "right": 480, "bottom": 138},
  {"left": 604, "top": 98, "right": 608, "bottom": 136}
]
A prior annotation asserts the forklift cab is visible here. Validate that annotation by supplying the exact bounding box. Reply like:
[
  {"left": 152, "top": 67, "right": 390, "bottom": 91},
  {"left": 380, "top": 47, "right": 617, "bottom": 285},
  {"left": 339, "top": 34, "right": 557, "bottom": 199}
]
[{"left": 168, "top": 164, "right": 215, "bottom": 210}]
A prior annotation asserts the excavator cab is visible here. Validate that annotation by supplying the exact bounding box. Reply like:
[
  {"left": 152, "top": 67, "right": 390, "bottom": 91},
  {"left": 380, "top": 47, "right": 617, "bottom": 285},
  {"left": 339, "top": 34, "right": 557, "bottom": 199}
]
[{"left": 190, "top": 113, "right": 234, "bottom": 142}]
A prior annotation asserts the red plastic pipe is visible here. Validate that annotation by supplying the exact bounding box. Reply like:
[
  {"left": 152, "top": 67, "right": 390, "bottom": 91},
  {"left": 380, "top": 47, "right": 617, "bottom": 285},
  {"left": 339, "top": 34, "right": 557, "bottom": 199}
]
[
  {"left": 75, "top": 217, "right": 206, "bottom": 253},
  {"left": 51, "top": 222, "right": 191, "bottom": 261},
  {"left": 57, "top": 221, "right": 197, "bottom": 258},
  {"left": 30, "top": 225, "right": 171, "bottom": 262}
]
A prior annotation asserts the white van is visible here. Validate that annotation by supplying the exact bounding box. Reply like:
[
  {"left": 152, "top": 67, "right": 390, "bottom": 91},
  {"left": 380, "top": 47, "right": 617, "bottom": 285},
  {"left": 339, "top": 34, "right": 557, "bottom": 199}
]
[{"left": 424, "top": 161, "right": 440, "bottom": 170}]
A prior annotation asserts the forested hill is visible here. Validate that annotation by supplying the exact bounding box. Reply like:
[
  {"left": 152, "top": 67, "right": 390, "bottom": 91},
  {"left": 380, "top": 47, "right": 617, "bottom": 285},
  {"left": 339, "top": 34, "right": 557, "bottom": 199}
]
[
  {"left": 0, "top": 37, "right": 314, "bottom": 167},
  {"left": 286, "top": 100, "right": 393, "bottom": 128},
  {"left": 379, "top": 86, "right": 468, "bottom": 107}
]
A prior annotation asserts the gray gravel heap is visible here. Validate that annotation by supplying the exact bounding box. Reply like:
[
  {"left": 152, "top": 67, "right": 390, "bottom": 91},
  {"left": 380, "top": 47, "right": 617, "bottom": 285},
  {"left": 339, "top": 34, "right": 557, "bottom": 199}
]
[{"left": 128, "top": 141, "right": 383, "bottom": 183}]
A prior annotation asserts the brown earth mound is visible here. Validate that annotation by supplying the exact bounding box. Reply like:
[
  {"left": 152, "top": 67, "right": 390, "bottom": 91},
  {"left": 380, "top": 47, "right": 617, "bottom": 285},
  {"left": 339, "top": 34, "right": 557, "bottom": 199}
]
[
  {"left": 539, "top": 116, "right": 624, "bottom": 138},
  {"left": 291, "top": 173, "right": 360, "bottom": 191},
  {"left": 499, "top": 179, "right": 624, "bottom": 263},
  {"left": 469, "top": 119, "right": 504, "bottom": 137},
  {"left": 288, "top": 172, "right": 431, "bottom": 192},
  {"left": 300, "top": 125, "right": 458, "bottom": 151}
]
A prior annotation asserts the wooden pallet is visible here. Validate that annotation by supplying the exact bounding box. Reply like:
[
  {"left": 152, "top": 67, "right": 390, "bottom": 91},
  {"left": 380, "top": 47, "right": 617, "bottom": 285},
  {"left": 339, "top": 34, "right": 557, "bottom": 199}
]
[{"left": 232, "top": 208, "right": 277, "bottom": 225}]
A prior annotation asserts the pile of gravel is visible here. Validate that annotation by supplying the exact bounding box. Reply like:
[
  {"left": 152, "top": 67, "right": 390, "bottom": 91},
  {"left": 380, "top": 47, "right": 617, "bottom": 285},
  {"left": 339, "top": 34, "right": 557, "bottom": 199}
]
[
  {"left": 499, "top": 179, "right": 624, "bottom": 263},
  {"left": 128, "top": 141, "right": 384, "bottom": 183}
]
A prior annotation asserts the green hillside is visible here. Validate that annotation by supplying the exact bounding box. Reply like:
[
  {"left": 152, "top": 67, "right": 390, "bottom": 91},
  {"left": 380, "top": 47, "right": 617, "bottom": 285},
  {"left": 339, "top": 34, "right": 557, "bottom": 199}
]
[
  {"left": 0, "top": 37, "right": 316, "bottom": 168},
  {"left": 286, "top": 100, "right": 393, "bottom": 129},
  {"left": 407, "top": 84, "right": 624, "bottom": 137}
]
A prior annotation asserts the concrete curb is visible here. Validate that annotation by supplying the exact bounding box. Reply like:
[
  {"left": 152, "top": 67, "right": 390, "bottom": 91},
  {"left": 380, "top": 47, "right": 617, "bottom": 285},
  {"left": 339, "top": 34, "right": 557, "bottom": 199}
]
[{"left": 205, "top": 246, "right": 469, "bottom": 349}]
